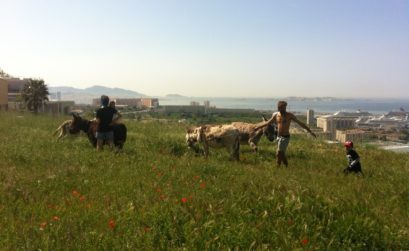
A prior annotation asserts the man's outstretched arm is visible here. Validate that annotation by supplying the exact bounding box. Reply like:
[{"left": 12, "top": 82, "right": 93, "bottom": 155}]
[{"left": 293, "top": 116, "right": 316, "bottom": 138}]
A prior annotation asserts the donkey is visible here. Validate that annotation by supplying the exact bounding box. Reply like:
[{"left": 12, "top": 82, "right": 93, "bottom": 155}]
[
  {"left": 53, "top": 119, "right": 77, "bottom": 141},
  {"left": 69, "top": 113, "right": 127, "bottom": 149},
  {"left": 186, "top": 124, "right": 240, "bottom": 161},
  {"left": 231, "top": 115, "right": 277, "bottom": 152}
]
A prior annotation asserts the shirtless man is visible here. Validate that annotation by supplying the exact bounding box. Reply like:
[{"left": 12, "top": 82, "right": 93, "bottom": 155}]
[{"left": 256, "top": 101, "right": 316, "bottom": 167}]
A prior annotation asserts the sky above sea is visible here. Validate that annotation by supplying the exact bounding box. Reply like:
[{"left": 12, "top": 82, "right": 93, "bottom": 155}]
[{"left": 1, "top": 0, "right": 408, "bottom": 98}]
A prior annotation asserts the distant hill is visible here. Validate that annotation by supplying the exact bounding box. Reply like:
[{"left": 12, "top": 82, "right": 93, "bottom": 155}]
[
  {"left": 165, "top": 94, "right": 187, "bottom": 98},
  {"left": 48, "top": 85, "right": 146, "bottom": 104}
]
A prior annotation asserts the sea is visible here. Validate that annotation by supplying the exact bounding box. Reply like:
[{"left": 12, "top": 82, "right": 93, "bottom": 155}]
[{"left": 158, "top": 97, "right": 409, "bottom": 115}]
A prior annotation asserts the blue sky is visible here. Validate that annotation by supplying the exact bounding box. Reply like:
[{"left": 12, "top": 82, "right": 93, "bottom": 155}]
[{"left": 1, "top": 0, "right": 408, "bottom": 98}]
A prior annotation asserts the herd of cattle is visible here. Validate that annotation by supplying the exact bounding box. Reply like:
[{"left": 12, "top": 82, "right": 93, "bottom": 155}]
[{"left": 54, "top": 113, "right": 277, "bottom": 160}]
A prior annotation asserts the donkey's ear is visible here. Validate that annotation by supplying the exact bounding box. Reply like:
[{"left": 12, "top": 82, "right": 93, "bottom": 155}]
[{"left": 262, "top": 115, "right": 268, "bottom": 121}]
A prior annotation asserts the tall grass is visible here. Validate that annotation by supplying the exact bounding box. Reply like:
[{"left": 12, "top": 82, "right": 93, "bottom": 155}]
[{"left": 0, "top": 111, "right": 408, "bottom": 250}]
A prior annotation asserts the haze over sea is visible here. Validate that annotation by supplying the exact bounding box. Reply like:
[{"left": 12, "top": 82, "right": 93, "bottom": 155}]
[{"left": 159, "top": 97, "right": 409, "bottom": 115}]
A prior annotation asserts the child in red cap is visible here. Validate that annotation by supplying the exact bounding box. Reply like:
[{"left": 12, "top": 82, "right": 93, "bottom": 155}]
[{"left": 343, "top": 141, "right": 363, "bottom": 175}]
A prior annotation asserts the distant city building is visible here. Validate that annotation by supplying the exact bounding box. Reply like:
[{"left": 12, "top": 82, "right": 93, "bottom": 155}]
[
  {"left": 7, "top": 78, "right": 30, "bottom": 102},
  {"left": 116, "top": 98, "right": 143, "bottom": 108},
  {"left": 190, "top": 101, "right": 200, "bottom": 106},
  {"left": 0, "top": 78, "right": 8, "bottom": 110},
  {"left": 141, "top": 98, "right": 159, "bottom": 108},
  {"left": 336, "top": 129, "right": 366, "bottom": 143},
  {"left": 49, "top": 91, "right": 61, "bottom": 101},
  {"left": 0, "top": 77, "right": 31, "bottom": 110},
  {"left": 161, "top": 105, "right": 205, "bottom": 113},
  {"left": 92, "top": 97, "right": 158, "bottom": 109},
  {"left": 357, "top": 114, "right": 408, "bottom": 129},
  {"left": 44, "top": 101, "right": 75, "bottom": 115},
  {"left": 306, "top": 109, "right": 315, "bottom": 126},
  {"left": 316, "top": 110, "right": 371, "bottom": 139}
]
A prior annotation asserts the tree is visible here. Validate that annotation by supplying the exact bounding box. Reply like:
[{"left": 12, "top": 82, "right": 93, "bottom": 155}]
[
  {"left": 0, "top": 68, "right": 11, "bottom": 78},
  {"left": 21, "top": 79, "right": 49, "bottom": 113}
]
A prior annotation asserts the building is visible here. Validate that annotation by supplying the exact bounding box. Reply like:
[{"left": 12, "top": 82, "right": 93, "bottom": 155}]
[
  {"left": 356, "top": 110, "right": 409, "bottom": 129},
  {"left": 160, "top": 105, "right": 205, "bottom": 114},
  {"left": 92, "top": 97, "right": 158, "bottom": 109},
  {"left": 0, "top": 78, "right": 8, "bottom": 110},
  {"left": 44, "top": 101, "right": 75, "bottom": 115},
  {"left": 92, "top": 97, "right": 142, "bottom": 108},
  {"left": 316, "top": 110, "right": 371, "bottom": 139},
  {"left": 116, "top": 98, "right": 143, "bottom": 108},
  {"left": 306, "top": 109, "right": 315, "bottom": 126},
  {"left": 336, "top": 129, "right": 366, "bottom": 143},
  {"left": 2, "top": 78, "right": 31, "bottom": 110},
  {"left": 141, "top": 98, "right": 159, "bottom": 108},
  {"left": 49, "top": 91, "right": 61, "bottom": 101}
]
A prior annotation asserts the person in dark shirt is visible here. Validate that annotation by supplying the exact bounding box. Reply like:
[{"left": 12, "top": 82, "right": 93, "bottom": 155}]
[
  {"left": 95, "top": 95, "right": 119, "bottom": 151},
  {"left": 343, "top": 141, "right": 363, "bottom": 175}
]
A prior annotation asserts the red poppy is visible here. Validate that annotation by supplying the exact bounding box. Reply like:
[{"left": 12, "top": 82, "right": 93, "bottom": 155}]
[
  {"left": 301, "top": 238, "right": 309, "bottom": 245},
  {"left": 72, "top": 190, "right": 80, "bottom": 197},
  {"left": 199, "top": 182, "right": 206, "bottom": 189},
  {"left": 80, "top": 195, "right": 86, "bottom": 201},
  {"left": 181, "top": 197, "right": 188, "bottom": 203},
  {"left": 108, "top": 219, "right": 116, "bottom": 229},
  {"left": 52, "top": 216, "right": 60, "bottom": 221},
  {"left": 39, "top": 222, "right": 47, "bottom": 230},
  {"left": 159, "top": 194, "right": 166, "bottom": 200}
]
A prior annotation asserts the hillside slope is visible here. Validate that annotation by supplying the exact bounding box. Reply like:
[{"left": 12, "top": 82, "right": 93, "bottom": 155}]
[{"left": 0, "top": 112, "right": 408, "bottom": 249}]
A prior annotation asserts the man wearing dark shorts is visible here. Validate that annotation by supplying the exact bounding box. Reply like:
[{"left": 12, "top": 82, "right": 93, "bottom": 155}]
[{"left": 95, "top": 95, "right": 118, "bottom": 151}]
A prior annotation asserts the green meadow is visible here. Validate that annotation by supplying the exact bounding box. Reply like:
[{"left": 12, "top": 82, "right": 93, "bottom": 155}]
[{"left": 0, "top": 111, "right": 408, "bottom": 250}]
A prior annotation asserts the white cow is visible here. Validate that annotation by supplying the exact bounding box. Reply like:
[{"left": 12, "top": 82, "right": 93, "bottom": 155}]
[{"left": 186, "top": 124, "right": 240, "bottom": 160}]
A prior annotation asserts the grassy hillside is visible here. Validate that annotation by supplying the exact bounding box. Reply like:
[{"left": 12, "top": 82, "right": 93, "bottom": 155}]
[{"left": 0, "top": 112, "right": 408, "bottom": 250}]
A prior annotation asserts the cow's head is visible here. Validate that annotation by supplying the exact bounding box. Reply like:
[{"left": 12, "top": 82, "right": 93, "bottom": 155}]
[{"left": 262, "top": 115, "right": 277, "bottom": 142}]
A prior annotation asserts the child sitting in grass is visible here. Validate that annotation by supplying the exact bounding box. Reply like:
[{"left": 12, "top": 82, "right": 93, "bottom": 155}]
[{"left": 343, "top": 141, "right": 363, "bottom": 175}]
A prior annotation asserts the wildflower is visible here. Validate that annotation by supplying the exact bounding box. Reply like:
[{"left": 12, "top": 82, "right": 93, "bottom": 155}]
[
  {"left": 72, "top": 190, "right": 80, "bottom": 197},
  {"left": 199, "top": 182, "right": 206, "bottom": 189},
  {"left": 193, "top": 175, "right": 200, "bottom": 180},
  {"left": 52, "top": 216, "right": 60, "bottom": 221},
  {"left": 159, "top": 194, "right": 166, "bottom": 200},
  {"left": 108, "top": 219, "right": 116, "bottom": 230},
  {"left": 80, "top": 195, "right": 86, "bottom": 201},
  {"left": 181, "top": 197, "right": 188, "bottom": 204},
  {"left": 301, "top": 238, "right": 309, "bottom": 245},
  {"left": 39, "top": 222, "right": 47, "bottom": 230},
  {"left": 144, "top": 226, "right": 151, "bottom": 232}
]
